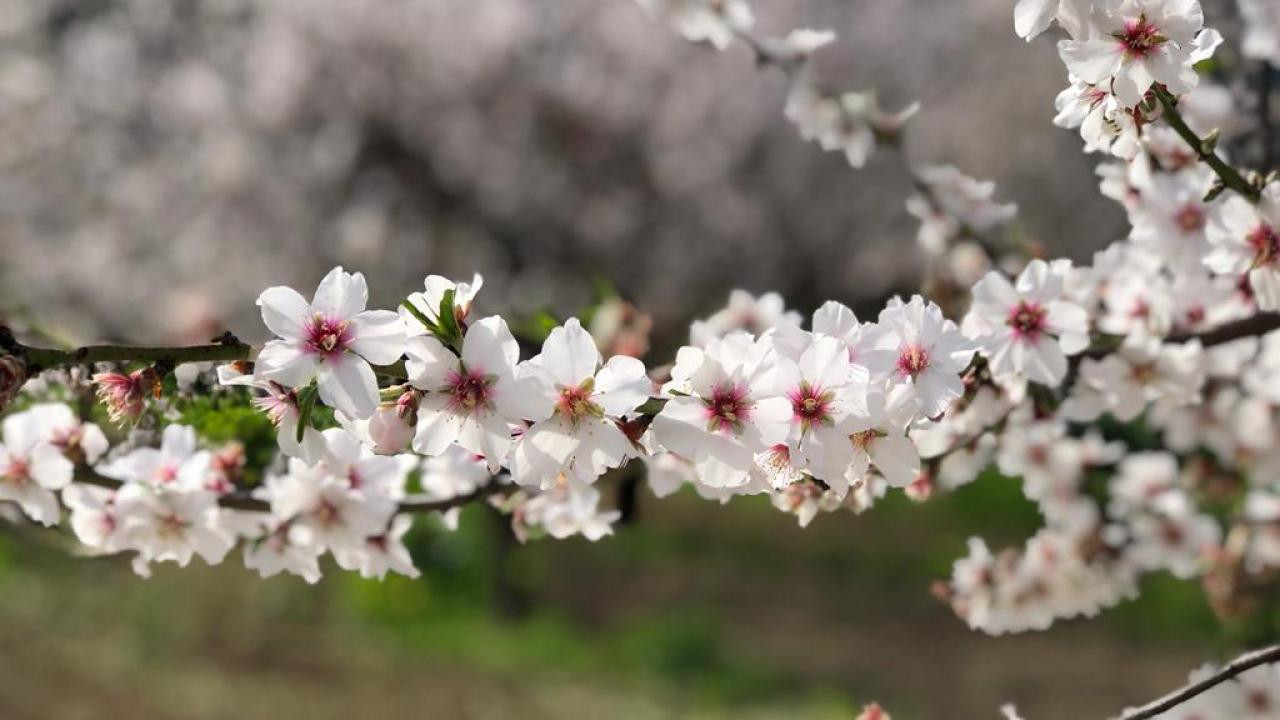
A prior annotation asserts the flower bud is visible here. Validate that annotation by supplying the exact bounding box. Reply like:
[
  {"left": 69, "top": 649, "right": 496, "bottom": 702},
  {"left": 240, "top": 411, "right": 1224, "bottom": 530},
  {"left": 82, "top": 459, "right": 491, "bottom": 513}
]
[{"left": 0, "top": 353, "right": 26, "bottom": 414}]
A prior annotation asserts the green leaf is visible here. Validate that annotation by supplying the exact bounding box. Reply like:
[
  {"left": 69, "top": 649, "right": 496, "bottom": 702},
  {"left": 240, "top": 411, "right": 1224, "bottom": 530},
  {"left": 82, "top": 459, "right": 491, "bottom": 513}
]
[
  {"left": 295, "top": 383, "right": 319, "bottom": 443},
  {"left": 436, "top": 288, "right": 460, "bottom": 347},
  {"left": 400, "top": 299, "right": 438, "bottom": 334}
]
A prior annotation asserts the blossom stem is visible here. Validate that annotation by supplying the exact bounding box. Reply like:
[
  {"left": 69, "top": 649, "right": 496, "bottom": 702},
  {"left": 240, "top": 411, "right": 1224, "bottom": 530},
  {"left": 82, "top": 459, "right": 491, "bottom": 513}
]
[
  {"left": 1117, "top": 643, "right": 1280, "bottom": 720},
  {"left": 73, "top": 466, "right": 507, "bottom": 516},
  {"left": 1153, "top": 85, "right": 1261, "bottom": 203},
  {"left": 0, "top": 327, "right": 408, "bottom": 378}
]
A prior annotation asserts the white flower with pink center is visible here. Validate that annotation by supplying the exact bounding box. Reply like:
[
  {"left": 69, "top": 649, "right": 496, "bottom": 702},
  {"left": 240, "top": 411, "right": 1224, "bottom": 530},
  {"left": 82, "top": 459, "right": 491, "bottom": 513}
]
[
  {"left": 1057, "top": 0, "right": 1222, "bottom": 108},
  {"left": 511, "top": 318, "right": 651, "bottom": 488},
  {"left": 1053, "top": 76, "right": 1142, "bottom": 159},
  {"left": 114, "top": 482, "right": 235, "bottom": 568},
  {"left": 1206, "top": 184, "right": 1280, "bottom": 311},
  {"left": 265, "top": 456, "right": 396, "bottom": 553},
  {"left": 333, "top": 515, "right": 420, "bottom": 580},
  {"left": 0, "top": 407, "right": 74, "bottom": 526},
  {"left": 962, "top": 259, "right": 1091, "bottom": 390},
  {"left": 1127, "top": 170, "right": 1214, "bottom": 271},
  {"left": 255, "top": 266, "right": 407, "bottom": 420},
  {"left": 405, "top": 315, "right": 542, "bottom": 472},
  {"left": 98, "top": 424, "right": 212, "bottom": 492},
  {"left": 651, "top": 332, "right": 791, "bottom": 489},
  {"left": 844, "top": 384, "right": 922, "bottom": 489},
  {"left": 312, "top": 427, "right": 415, "bottom": 501},
  {"left": 866, "top": 295, "right": 976, "bottom": 418},
  {"left": 775, "top": 334, "right": 876, "bottom": 490}
]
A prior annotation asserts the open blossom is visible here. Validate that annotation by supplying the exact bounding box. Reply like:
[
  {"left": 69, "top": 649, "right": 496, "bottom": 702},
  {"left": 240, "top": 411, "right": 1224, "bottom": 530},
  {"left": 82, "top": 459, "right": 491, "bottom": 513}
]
[
  {"left": 845, "top": 384, "right": 921, "bottom": 488},
  {"left": 1057, "top": 0, "right": 1222, "bottom": 107},
  {"left": 406, "top": 315, "right": 541, "bottom": 472},
  {"left": 634, "top": 0, "right": 752, "bottom": 51},
  {"left": 99, "top": 424, "right": 212, "bottom": 491},
  {"left": 0, "top": 407, "right": 74, "bottom": 525},
  {"left": 333, "top": 515, "right": 419, "bottom": 580},
  {"left": 1066, "top": 335, "right": 1204, "bottom": 421},
  {"left": 114, "top": 482, "right": 234, "bottom": 567},
  {"left": 868, "top": 295, "right": 977, "bottom": 418},
  {"left": 1206, "top": 184, "right": 1280, "bottom": 311},
  {"left": 511, "top": 318, "right": 650, "bottom": 488},
  {"left": 265, "top": 456, "right": 396, "bottom": 553},
  {"left": 518, "top": 477, "right": 621, "bottom": 541},
  {"left": 1127, "top": 169, "right": 1213, "bottom": 271},
  {"left": 218, "top": 363, "right": 316, "bottom": 459},
  {"left": 651, "top": 332, "right": 790, "bottom": 488},
  {"left": 776, "top": 334, "right": 874, "bottom": 489},
  {"left": 1054, "top": 76, "right": 1142, "bottom": 158},
  {"left": 962, "top": 259, "right": 1090, "bottom": 391},
  {"left": 255, "top": 266, "right": 406, "bottom": 419},
  {"left": 244, "top": 521, "right": 323, "bottom": 584}
]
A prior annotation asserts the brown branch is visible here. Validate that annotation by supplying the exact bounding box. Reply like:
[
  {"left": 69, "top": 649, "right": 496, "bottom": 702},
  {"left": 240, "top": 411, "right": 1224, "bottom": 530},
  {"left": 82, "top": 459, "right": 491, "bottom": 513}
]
[
  {"left": 74, "top": 467, "right": 507, "bottom": 516},
  {"left": 1118, "top": 644, "right": 1280, "bottom": 720}
]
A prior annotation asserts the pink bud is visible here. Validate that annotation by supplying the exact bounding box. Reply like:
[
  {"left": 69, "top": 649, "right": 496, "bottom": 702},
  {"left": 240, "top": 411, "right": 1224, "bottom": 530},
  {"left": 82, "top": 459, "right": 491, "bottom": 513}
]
[{"left": 365, "top": 403, "right": 415, "bottom": 454}]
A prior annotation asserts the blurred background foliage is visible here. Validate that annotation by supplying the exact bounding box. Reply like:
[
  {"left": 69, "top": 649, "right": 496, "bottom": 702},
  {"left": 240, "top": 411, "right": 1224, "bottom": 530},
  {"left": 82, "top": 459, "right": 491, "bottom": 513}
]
[{"left": 1, "top": 0, "right": 1275, "bottom": 717}]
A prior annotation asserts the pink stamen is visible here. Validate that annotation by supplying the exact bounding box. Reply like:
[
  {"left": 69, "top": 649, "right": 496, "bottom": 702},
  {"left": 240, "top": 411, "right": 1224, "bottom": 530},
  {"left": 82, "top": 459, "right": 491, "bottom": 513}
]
[
  {"left": 787, "top": 381, "right": 834, "bottom": 431},
  {"left": 1248, "top": 224, "right": 1280, "bottom": 269},
  {"left": 703, "top": 381, "right": 751, "bottom": 434},
  {"left": 896, "top": 344, "right": 930, "bottom": 379},
  {"left": 1173, "top": 203, "right": 1205, "bottom": 233},
  {"left": 303, "top": 313, "right": 354, "bottom": 358},
  {"left": 1117, "top": 16, "right": 1164, "bottom": 59},
  {"left": 1006, "top": 301, "right": 1048, "bottom": 341},
  {"left": 443, "top": 367, "right": 496, "bottom": 414}
]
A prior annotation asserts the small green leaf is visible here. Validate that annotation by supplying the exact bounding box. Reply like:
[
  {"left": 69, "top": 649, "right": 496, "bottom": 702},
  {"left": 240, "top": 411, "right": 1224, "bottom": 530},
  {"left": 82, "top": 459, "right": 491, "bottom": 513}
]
[
  {"left": 295, "top": 383, "right": 319, "bottom": 443},
  {"left": 400, "top": 299, "right": 438, "bottom": 334}
]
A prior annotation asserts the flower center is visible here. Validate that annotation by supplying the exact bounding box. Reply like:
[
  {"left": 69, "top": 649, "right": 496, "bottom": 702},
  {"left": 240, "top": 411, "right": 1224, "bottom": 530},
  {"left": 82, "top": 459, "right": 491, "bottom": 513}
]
[
  {"left": 1116, "top": 16, "right": 1165, "bottom": 59},
  {"left": 1006, "top": 301, "right": 1048, "bottom": 341},
  {"left": 703, "top": 381, "right": 751, "bottom": 434},
  {"left": 1173, "top": 203, "right": 1205, "bottom": 233},
  {"left": 895, "top": 344, "right": 930, "bottom": 379},
  {"left": 304, "top": 313, "right": 353, "bottom": 357},
  {"left": 1248, "top": 224, "right": 1280, "bottom": 269},
  {"left": 157, "top": 512, "right": 190, "bottom": 539},
  {"left": 443, "top": 367, "right": 497, "bottom": 414},
  {"left": 556, "top": 378, "right": 602, "bottom": 424},
  {"left": 155, "top": 464, "right": 179, "bottom": 485},
  {"left": 787, "top": 381, "right": 834, "bottom": 432},
  {"left": 849, "top": 429, "right": 880, "bottom": 451},
  {"left": 3, "top": 457, "right": 30, "bottom": 484}
]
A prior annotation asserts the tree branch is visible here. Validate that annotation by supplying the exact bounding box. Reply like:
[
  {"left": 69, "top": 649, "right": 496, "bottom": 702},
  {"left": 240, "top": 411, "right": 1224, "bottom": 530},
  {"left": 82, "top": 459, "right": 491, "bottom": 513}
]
[
  {"left": 1118, "top": 643, "right": 1280, "bottom": 720},
  {"left": 1154, "top": 85, "right": 1261, "bottom": 203},
  {"left": 74, "top": 467, "right": 507, "bottom": 516}
]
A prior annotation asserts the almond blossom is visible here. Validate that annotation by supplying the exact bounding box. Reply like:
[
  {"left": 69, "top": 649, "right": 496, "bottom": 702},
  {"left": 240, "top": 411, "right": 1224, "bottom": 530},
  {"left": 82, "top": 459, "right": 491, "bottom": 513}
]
[
  {"left": 255, "top": 266, "right": 407, "bottom": 419},
  {"left": 511, "top": 318, "right": 650, "bottom": 488},
  {"left": 405, "top": 315, "right": 541, "bottom": 472},
  {"left": 0, "top": 406, "right": 74, "bottom": 525},
  {"left": 962, "top": 259, "right": 1090, "bottom": 391},
  {"left": 869, "top": 295, "right": 977, "bottom": 418},
  {"left": 1058, "top": 0, "right": 1222, "bottom": 108},
  {"left": 1206, "top": 184, "right": 1280, "bottom": 311},
  {"left": 651, "top": 332, "right": 791, "bottom": 488}
]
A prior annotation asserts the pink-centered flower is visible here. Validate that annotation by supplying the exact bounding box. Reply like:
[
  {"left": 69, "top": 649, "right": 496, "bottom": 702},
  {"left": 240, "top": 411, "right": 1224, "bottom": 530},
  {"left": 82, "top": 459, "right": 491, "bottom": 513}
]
[
  {"left": 1057, "top": 0, "right": 1222, "bottom": 107},
  {"left": 511, "top": 318, "right": 650, "bottom": 488},
  {"left": 651, "top": 332, "right": 791, "bottom": 489},
  {"left": 405, "top": 315, "right": 542, "bottom": 473},
  {"left": 962, "top": 259, "right": 1091, "bottom": 390},
  {"left": 866, "top": 295, "right": 976, "bottom": 418},
  {"left": 1206, "top": 184, "right": 1280, "bottom": 311},
  {"left": 92, "top": 368, "right": 156, "bottom": 424},
  {"left": 255, "top": 266, "right": 406, "bottom": 420}
]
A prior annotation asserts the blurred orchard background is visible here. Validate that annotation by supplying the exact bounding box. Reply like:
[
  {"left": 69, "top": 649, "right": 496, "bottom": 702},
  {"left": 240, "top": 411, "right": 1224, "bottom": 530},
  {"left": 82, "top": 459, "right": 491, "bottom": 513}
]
[{"left": 0, "top": 0, "right": 1272, "bottom": 718}]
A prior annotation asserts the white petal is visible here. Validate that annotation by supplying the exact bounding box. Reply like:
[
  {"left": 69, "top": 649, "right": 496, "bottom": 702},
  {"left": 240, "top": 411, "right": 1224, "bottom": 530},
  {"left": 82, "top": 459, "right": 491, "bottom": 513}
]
[
  {"left": 540, "top": 318, "right": 601, "bottom": 387},
  {"left": 311, "top": 266, "right": 368, "bottom": 318},
  {"left": 255, "top": 341, "right": 320, "bottom": 388},
  {"left": 349, "top": 310, "right": 407, "bottom": 365},
  {"left": 462, "top": 316, "right": 519, "bottom": 375},
  {"left": 257, "top": 286, "right": 311, "bottom": 340},
  {"left": 316, "top": 355, "right": 379, "bottom": 419}
]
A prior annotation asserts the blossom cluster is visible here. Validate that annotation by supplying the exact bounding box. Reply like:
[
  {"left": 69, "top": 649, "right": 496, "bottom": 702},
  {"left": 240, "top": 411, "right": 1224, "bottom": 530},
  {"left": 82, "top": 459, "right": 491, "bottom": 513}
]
[{"left": 3, "top": 1, "right": 1280, "bottom": 713}]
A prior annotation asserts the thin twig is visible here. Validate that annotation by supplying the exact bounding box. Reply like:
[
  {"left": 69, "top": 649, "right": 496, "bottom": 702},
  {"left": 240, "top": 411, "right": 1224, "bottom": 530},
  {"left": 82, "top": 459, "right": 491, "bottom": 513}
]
[
  {"left": 1153, "top": 85, "right": 1261, "bottom": 203},
  {"left": 1117, "top": 643, "right": 1280, "bottom": 720}
]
